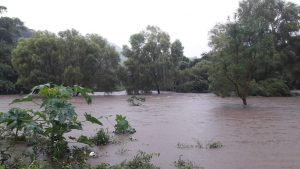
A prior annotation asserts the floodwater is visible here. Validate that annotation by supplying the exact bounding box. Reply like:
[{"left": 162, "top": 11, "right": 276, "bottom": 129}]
[{"left": 1, "top": 92, "right": 300, "bottom": 169}]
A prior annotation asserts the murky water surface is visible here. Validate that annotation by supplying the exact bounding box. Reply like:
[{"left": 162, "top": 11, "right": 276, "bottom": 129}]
[{"left": 1, "top": 93, "right": 300, "bottom": 169}]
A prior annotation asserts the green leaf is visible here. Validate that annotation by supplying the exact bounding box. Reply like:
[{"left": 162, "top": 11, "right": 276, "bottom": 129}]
[
  {"left": 33, "top": 111, "right": 47, "bottom": 122},
  {"left": 10, "top": 95, "right": 32, "bottom": 105},
  {"left": 73, "top": 85, "right": 93, "bottom": 104},
  {"left": 77, "top": 135, "right": 94, "bottom": 146},
  {"left": 84, "top": 113, "right": 102, "bottom": 125},
  {"left": 31, "top": 83, "right": 51, "bottom": 94}
]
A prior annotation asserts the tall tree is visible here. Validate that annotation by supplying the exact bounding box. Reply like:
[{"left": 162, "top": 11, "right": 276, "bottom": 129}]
[
  {"left": 0, "top": 7, "right": 30, "bottom": 93},
  {"left": 123, "top": 26, "right": 175, "bottom": 94},
  {"left": 208, "top": 0, "right": 296, "bottom": 105}
]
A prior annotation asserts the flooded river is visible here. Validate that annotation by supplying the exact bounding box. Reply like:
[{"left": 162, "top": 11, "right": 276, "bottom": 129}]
[{"left": 1, "top": 93, "right": 300, "bottom": 169}]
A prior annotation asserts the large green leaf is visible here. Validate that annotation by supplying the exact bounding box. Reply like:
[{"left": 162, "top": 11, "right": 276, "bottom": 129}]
[
  {"left": 77, "top": 135, "right": 94, "bottom": 146},
  {"left": 84, "top": 113, "right": 102, "bottom": 125},
  {"left": 10, "top": 95, "right": 32, "bottom": 105},
  {"left": 73, "top": 85, "right": 93, "bottom": 104}
]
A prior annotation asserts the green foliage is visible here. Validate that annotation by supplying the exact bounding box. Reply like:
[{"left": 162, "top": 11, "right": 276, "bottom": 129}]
[
  {"left": 92, "top": 163, "right": 110, "bottom": 169},
  {"left": 175, "top": 80, "right": 208, "bottom": 93},
  {"left": 12, "top": 29, "right": 120, "bottom": 92},
  {"left": 174, "top": 56, "right": 210, "bottom": 93},
  {"left": 0, "top": 7, "right": 31, "bottom": 94},
  {"left": 207, "top": 0, "right": 300, "bottom": 104},
  {"left": 26, "top": 161, "right": 43, "bottom": 169},
  {"left": 78, "top": 129, "right": 110, "bottom": 146},
  {"left": 122, "top": 26, "right": 185, "bottom": 94},
  {"left": 174, "top": 155, "right": 204, "bottom": 169},
  {"left": 207, "top": 141, "right": 223, "bottom": 149},
  {"left": 91, "top": 152, "right": 159, "bottom": 169},
  {"left": 3, "top": 84, "right": 98, "bottom": 160},
  {"left": 93, "top": 129, "right": 110, "bottom": 146},
  {"left": 77, "top": 135, "right": 94, "bottom": 146},
  {"left": 113, "top": 151, "right": 160, "bottom": 169},
  {"left": 85, "top": 113, "right": 102, "bottom": 125},
  {"left": 114, "top": 114, "right": 129, "bottom": 134},
  {"left": 0, "top": 108, "right": 35, "bottom": 138},
  {"left": 127, "top": 95, "right": 146, "bottom": 106},
  {"left": 250, "top": 79, "right": 292, "bottom": 97},
  {"left": 114, "top": 114, "right": 136, "bottom": 134}
]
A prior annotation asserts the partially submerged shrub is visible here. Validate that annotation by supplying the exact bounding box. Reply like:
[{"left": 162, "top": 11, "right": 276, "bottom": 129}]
[
  {"left": 174, "top": 155, "right": 204, "bottom": 169},
  {"left": 250, "top": 78, "right": 292, "bottom": 97},
  {"left": 92, "top": 152, "right": 159, "bottom": 169},
  {"left": 207, "top": 141, "right": 223, "bottom": 149},
  {"left": 175, "top": 80, "right": 208, "bottom": 93},
  {"left": 127, "top": 95, "right": 145, "bottom": 106},
  {"left": 78, "top": 129, "right": 110, "bottom": 146},
  {"left": 0, "top": 84, "right": 103, "bottom": 167},
  {"left": 114, "top": 114, "right": 136, "bottom": 134},
  {"left": 177, "top": 140, "right": 202, "bottom": 149},
  {"left": 113, "top": 151, "right": 159, "bottom": 169},
  {"left": 93, "top": 129, "right": 110, "bottom": 146},
  {"left": 78, "top": 135, "right": 94, "bottom": 146}
]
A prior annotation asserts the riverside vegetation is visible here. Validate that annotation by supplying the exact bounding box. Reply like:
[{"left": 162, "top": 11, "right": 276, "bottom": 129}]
[
  {"left": 1, "top": 0, "right": 300, "bottom": 105},
  {"left": 0, "top": 84, "right": 138, "bottom": 168},
  {"left": 0, "top": 0, "right": 300, "bottom": 168}
]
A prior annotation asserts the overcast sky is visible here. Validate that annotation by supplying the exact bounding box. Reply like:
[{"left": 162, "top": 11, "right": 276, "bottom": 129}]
[{"left": 2, "top": 0, "right": 300, "bottom": 58}]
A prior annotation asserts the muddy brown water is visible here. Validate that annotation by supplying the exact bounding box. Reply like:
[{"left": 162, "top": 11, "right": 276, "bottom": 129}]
[{"left": 1, "top": 92, "right": 300, "bottom": 169}]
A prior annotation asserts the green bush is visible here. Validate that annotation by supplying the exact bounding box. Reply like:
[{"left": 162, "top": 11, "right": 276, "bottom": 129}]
[
  {"left": 174, "top": 155, "right": 204, "bottom": 169},
  {"left": 0, "top": 107, "right": 34, "bottom": 138},
  {"left": 250, "top": 78, "right": 292, "bottom": 97},
  {"left": 0, "top": 84, "right": 103, "bottom": 168},
  {"left": 207, "top": 141, "right": 223, "bottom": 149},
  {"left": 127, "top": 95, "right": 146, "bottom": 106},
  {"left": 113, "top": 151, "right": 159, "bottom": 169},
  {"left": 175, "top": 80, "right": 208, "bottom": 93},
  {"left": 93, "top": 129, "right": 110, "bottom": 146},
  {"left": 114, "top": 114, "right": 136, "bottom": 134}
]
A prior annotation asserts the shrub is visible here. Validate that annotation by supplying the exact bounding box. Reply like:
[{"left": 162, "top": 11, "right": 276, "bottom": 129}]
[
  {"left": 127, "top": 95, "right": 145, "bottom": 106},
  {"left": 0, "top": 108, "right": 34, "bottom": 139},
  {"left": 207, "top": 141, "right": 223, "bottom": 149},
  {"left": 77, "top": 129, "right": 110, "bottom": 146},
  {"left": 114, "top": 114, "right": 136, "bottom": 134},
  {"left": 175, "top": 80, "right": 208, "bottom": 93},
  {"left": 250, "top": 78, "right": 292, "bottom": 97},
  {"left": 113, "top": 151, "right": 159, "bottom": 169},
  {"left": 93, "top": 129, "right": 110, "bottom": 145},
  {"left": 174, "top": 155, "right": 204, "bottom": 169},
  {"left": 1, "top": 83, "right": 103, "bottom": 167}
]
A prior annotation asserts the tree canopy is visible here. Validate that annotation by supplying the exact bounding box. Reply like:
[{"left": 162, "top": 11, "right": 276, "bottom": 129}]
[
  {"left": 12, "top": 29, "right": 120, "bottom": 92},
  {"left": 0, "top": 7, "right": 31, "bottom": 93},
  {"left": 208, "top": 0, "right": 299, "bottom": 105}
]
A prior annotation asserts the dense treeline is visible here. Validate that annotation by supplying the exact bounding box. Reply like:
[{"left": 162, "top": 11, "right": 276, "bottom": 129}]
[
  {"left": 1, "top": 0, "right": 300, "bottom": 104},
  {"left": 12, "top": 30, "right": 120, "bottom": 92}
]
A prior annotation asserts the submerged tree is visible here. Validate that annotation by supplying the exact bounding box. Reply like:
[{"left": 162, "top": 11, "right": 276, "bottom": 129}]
[{"left": 208, "top": 0, "right": 298, "bottom": 105}]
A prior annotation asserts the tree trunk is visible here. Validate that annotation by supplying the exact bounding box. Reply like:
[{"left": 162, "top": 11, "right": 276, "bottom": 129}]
[
  {"left": 242, "top": 97, "right": 247, "bottom": 106},
  {"left": 153, "top": 74, "right": 160, "bottom": 94},
  {"left": 156, "top": 83, "right": 160, "bottom": 94}
]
